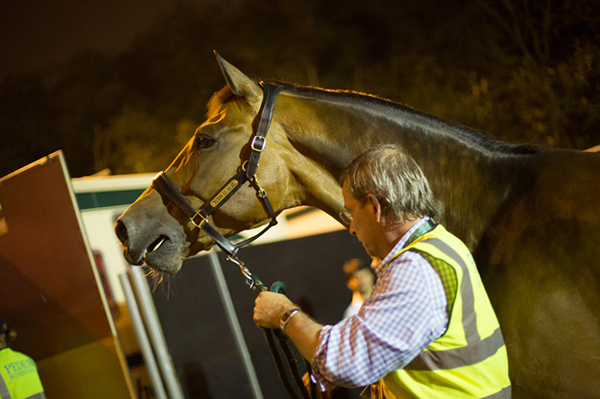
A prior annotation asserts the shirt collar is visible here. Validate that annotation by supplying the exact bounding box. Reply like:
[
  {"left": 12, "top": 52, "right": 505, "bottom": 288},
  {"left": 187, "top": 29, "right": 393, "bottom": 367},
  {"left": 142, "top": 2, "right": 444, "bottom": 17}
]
[{"left": 372, "top": 216, "right": 430, "bottom": 276}]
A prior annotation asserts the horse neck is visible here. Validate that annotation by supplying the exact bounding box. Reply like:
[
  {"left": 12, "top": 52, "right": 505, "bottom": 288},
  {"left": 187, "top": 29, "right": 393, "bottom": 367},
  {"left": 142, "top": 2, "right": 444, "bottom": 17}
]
[{"left": 278, "top": 90, "right": 521, "bottom": 250}]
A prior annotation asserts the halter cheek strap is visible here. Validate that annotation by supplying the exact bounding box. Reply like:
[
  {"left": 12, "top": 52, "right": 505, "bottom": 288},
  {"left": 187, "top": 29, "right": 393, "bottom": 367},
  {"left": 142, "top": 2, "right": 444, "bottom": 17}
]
[
  {"left": 246, "top": 82, "right": 283, "bottom": 179},
  {"left": 152, "top": 82, "right": 284, "bottom": 272}
]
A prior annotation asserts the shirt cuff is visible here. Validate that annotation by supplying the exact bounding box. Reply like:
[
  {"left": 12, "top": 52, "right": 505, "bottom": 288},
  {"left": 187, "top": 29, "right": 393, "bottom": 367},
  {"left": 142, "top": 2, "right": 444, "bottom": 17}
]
[{"left": 309, "top": 325, "right": 338, "bottom": 391}]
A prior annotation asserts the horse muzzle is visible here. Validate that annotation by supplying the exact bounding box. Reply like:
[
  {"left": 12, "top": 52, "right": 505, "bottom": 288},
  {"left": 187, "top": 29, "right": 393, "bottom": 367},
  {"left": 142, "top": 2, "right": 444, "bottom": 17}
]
[{"left": 114, "top": 191, "right": 189, "bottom": 274}]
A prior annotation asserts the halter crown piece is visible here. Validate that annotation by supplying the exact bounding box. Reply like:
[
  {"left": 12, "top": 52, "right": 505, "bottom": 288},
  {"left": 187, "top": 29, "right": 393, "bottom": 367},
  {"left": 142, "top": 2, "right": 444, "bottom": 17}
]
[{"left": 151, "top": 82, "right": 284, "bottom": 288}]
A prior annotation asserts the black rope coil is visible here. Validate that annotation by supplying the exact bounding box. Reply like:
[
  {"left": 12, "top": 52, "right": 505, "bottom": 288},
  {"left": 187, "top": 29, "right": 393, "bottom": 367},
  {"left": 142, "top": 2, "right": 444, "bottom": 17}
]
[{"left": 263, "top": 281, "right": 315, "bottom": 399}]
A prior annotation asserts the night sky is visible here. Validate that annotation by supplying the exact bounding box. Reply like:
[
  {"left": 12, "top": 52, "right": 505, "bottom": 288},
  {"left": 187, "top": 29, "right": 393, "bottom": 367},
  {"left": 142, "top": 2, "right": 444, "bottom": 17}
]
[{"left": 0, "top": 0, "right": 187, "bottom": 76}]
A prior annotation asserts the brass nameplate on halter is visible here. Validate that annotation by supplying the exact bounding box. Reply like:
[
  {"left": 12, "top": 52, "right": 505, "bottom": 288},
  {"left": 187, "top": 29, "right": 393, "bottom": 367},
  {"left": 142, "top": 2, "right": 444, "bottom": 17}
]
[{"left": 211, "top": 180, "right": 239, "bottom": 207}]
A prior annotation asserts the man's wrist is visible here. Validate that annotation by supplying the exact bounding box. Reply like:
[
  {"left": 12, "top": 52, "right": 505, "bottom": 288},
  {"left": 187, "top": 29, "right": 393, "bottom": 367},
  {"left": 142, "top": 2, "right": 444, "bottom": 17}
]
[{"left": 279, "top": 308, "right": 300, "bottom": 335}]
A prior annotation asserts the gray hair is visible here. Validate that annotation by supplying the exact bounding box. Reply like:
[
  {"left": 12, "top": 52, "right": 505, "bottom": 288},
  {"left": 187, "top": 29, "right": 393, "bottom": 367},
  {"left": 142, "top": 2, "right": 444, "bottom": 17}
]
[{"left": 340, "top": 144, "right": 436, "bottom": 222}]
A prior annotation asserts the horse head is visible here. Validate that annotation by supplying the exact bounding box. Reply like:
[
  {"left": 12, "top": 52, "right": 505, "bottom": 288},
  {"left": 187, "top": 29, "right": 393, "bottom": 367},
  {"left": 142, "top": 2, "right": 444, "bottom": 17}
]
[{"left": 115, "top": 52, "right": 347, "bottom": 274}]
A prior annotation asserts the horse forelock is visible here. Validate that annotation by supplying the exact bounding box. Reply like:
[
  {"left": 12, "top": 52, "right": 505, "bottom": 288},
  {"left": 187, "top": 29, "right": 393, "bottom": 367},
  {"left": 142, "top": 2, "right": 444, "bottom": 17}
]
[{"left": 206, "top": 86, "right": 238, "bottom": 118}]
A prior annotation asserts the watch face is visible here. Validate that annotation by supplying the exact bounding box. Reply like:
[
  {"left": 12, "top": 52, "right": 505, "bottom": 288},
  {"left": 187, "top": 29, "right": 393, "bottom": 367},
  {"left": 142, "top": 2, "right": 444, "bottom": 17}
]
[{"left": 280, "top": 309, "right": 298, "bottom": 333}]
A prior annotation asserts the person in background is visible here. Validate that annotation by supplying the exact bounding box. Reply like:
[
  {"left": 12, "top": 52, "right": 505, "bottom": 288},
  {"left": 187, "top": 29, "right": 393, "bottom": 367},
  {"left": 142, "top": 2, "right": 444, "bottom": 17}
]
[
  {"left": 342, "top": 258, "right": 377, "bottom": 319},
  {"left": 0, "top": 317, "right": 46, "bottom": 399},
  {"left": 253, "top": 144, "right": 511, "bottom": 398}
]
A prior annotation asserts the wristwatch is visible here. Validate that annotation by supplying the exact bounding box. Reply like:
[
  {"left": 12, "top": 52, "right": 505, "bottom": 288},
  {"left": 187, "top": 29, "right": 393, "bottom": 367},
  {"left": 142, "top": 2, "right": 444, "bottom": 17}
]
[{"left": 279, "top": 308, "right": 300, "bottom": 334}]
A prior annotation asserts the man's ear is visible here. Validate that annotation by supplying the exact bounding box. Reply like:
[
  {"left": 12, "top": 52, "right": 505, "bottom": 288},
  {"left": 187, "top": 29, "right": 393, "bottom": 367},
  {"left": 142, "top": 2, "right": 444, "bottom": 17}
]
[{"left": 368, "top": 194, "right": 383, "bottom": 223}]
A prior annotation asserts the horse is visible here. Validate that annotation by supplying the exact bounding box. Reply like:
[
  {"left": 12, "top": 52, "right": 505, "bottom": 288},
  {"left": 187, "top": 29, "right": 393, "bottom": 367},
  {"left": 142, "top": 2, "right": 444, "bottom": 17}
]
[{"left": 115, "top": 52, "right": 600, "bottom": 398}]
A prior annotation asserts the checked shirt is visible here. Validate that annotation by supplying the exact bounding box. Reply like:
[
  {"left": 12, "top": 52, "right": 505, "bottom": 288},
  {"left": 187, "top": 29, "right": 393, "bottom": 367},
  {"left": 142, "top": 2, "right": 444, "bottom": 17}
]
[{"left": 311, "top": 217, "right": 449, "bottom": 390}]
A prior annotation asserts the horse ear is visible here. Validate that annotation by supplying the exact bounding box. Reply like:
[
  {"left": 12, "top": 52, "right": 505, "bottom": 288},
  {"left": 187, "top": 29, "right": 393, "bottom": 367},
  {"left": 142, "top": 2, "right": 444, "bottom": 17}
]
[{"left": 214, "top": 51, "right": 262, "bottom": 106}]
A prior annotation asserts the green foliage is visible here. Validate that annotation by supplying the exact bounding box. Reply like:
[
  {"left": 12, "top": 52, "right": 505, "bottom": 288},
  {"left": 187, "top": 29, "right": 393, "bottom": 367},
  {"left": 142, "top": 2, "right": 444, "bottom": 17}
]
[
  {"left": 384, "top": 42, "right": 600, "bottom": 150},
  {"left": 497, "top": 42, "right": 600, "bottom": 149},
  {"left": 94, "top": 105, "right": 195, "bottom": 174}
]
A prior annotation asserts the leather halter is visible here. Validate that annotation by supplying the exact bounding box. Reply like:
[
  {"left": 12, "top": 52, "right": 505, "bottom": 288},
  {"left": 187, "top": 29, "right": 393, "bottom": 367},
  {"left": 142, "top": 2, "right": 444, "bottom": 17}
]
[{"left": 152, "top": 82, "right": 284, "bottom": 268}]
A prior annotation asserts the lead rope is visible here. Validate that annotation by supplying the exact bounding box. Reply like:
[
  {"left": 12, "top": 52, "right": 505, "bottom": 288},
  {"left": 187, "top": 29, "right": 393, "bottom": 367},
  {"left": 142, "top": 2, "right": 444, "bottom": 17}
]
[
  {"left": 264, "top": 282, "right": 310, "bottom": 399},
  {"left": 235, "top": 260, "right": 313, "bottom": 399}
]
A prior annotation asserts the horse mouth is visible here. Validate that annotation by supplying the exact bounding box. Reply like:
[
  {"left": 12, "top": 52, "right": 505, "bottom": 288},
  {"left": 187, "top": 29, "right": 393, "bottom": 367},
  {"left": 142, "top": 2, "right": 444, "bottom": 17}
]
[
  {"left": 146, "top": 235, "right": 168, "bottom": 255},
  {"left": 114, "top": 202, "right": 217, "bottom": 275},
  {"left": 117, "top": 225, "right": 186, "bottom": 274},
  {"left": 140, "top": 234, "right": 189, "bottom": 275}
]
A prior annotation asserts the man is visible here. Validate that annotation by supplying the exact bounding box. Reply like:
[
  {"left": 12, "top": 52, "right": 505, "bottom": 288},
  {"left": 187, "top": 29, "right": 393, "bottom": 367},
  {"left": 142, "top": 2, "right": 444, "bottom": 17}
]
[
  {"left": 254, "top": 144, "right": 511, "bottom": 398},
  {"left": 0, "top": 317, "right": 46, "bottom": 399},
  {"left": 342, "top": 258, "right": 376, "bottom": 319}
]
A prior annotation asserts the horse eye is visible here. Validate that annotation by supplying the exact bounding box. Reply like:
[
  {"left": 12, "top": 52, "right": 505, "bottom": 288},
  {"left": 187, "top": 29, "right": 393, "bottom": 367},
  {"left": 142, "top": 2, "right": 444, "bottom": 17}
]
[{"left": 195, "top": 136, "right": 215, "bottom": 149}]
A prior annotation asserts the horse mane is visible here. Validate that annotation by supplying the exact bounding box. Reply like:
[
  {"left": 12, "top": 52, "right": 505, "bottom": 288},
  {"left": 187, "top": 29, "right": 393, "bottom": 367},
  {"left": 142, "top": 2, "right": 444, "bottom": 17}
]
[
  {"left": 272, "top": 81, "right": 545, "bottom": 156},
  {"left": 208, "top": 81, "right": 544, "bottom": 156}
]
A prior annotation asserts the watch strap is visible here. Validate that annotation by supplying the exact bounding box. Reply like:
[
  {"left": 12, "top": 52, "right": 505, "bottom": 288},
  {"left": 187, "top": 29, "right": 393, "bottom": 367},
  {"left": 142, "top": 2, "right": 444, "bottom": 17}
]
[{"left": 279, "top": 308, "right": 300, "bottom": 334}]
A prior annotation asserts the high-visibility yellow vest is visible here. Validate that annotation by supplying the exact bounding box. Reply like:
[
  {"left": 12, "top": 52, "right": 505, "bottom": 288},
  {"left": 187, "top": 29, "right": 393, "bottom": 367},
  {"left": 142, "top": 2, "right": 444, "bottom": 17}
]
[
  {"left": 380, "top": 224, "right": 511, "bottom": 399},
  {"left": 0, "top": 348, "right": 46, "bottom": 399}
]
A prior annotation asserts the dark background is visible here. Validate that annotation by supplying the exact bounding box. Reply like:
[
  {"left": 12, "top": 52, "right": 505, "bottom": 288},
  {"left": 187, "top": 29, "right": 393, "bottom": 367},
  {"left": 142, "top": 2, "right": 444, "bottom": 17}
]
[{"left": 1, "top": 0, "right": 599, "bottom": 178}]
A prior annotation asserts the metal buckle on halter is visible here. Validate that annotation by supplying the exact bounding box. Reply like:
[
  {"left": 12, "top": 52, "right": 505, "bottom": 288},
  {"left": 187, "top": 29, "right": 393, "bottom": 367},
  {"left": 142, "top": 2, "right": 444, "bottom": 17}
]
[
  {"left": 191, "top": 211, "right": 208, "bottom": 228},
  {"left": 241, "top": 160, "right": 260, "bottom": 174},
  {"left": 253, "top": 175, "right": 266, "bottom": 197},
  {"left": 251, "top": 136, "right": 266, "bottom": 152}
]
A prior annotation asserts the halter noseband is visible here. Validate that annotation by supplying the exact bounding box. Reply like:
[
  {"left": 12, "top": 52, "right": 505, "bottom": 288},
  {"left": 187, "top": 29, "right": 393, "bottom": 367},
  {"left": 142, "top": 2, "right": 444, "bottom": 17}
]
[{"left": 151, "top": 82, "right": 284, "bottom": 271}]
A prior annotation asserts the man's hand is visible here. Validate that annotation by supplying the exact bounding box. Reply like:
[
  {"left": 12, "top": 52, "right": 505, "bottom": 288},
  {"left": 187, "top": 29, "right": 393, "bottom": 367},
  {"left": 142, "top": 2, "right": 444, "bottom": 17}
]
[
  {"left": 255, "top": 291, "right": 323, "bottom": 363},
  {"left": 253, "top": 291, "right": 297, "bottom": 329}
]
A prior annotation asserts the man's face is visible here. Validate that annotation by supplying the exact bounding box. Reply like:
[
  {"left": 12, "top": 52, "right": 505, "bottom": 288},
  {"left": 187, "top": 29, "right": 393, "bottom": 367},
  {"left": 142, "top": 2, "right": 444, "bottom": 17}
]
[{"left": 342, "top": 182, "right": 380, "bottom": 258}]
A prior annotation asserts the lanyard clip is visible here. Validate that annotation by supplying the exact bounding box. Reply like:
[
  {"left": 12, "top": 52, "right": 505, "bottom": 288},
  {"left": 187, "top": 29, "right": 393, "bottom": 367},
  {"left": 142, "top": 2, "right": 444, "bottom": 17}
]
[{"left": 226, "top": 255, "right": 267, "bottom": 292}]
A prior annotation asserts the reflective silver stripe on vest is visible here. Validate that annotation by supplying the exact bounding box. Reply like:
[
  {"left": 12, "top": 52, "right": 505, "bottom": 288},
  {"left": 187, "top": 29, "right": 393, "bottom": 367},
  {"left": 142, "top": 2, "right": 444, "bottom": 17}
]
[
  {"left": 409, "top": 326, "right": 504, "bottom": 371},
  {"left": 0, "top": 374, "right": 45, "bottom": 399},
  {"left": 25, "top": 393, "right": 46, "bottom": 399},
  {"left": 408, "top": 238, "right": 505, "bottom": 371},
  {"left": 0, "top": 375, "right": 12, "bottom": 399},
  {"left": 482, "top": 385, "right": 511, "bottom": 399}
]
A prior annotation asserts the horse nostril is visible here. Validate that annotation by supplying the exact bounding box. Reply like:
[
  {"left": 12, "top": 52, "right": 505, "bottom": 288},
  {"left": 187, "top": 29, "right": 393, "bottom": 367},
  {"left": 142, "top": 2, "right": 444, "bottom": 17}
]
[{"left": 115, "top": 219, "right": 129, "bottom": 246}]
